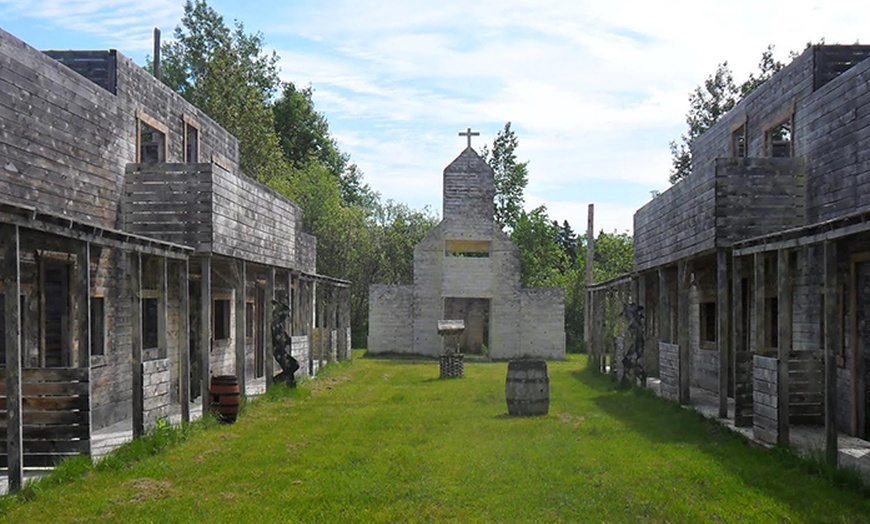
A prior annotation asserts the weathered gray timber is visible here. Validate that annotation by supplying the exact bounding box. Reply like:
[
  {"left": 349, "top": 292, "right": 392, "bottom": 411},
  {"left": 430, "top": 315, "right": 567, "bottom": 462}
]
[
  {"left": 753, "top": 355, "right": 779, "bottom": 444},
  {"left": 659, "top": 342, "right": 679, "bottom": 401},
  {"left": 1, "top": 28, "right": 238, "bottom": 230},
  {"left": 0, "top": 27, "right": 353, "bottom": 494},
  {"left": 123, "top": 164, "right": 314, "bottom": 272}
]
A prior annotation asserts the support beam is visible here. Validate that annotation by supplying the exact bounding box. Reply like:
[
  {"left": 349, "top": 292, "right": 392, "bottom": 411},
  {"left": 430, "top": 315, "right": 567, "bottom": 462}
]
[
  {"left": 200, "top": 256, "right": 212, "bottom": 415},
  {"left": 235, "top": 260, "right": 246, "bottom": 396},
  {"left": 585, "top": 204, "right": 594, "bottom": 370},
  {"left": 265, "top": 268, "right": 275, "bottom": 388},
  {"left": 777, "top": 249, "right": 793, "bottom": 447},
  {"left": 753, "top": 253, "right": 766, "bottom": 355},
  {"left": 130, "top": 252, "right": 144, "bottom": 438},
  {"left": 158, "top": 256, "right": 168, "bottom": 361},
  {"left": 717, "top": 249, "right": 730, "bottom": 419},
  {"left": 180, "top": 259, "right": 191, "bottom": 423},
  {"left": 2, "top": 224, "right": 23, "bottom": 492},
  {"left": 824, "top": 240, "right": 839, "bottom": 465},
  {"left": 658, "top": 268, "right": 671, "bottom": 344},
  {"left": 733, "top": 255, "right": 752, "bottom": 427},
  {"left": 678, "top": 260, "right": 690, "bottom": 405},
  {"left": 72, "top": 241, "right": 91, "bottom": 368}
]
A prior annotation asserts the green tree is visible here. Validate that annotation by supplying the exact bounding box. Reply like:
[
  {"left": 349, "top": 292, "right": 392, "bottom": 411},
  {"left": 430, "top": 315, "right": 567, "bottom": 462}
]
[
  {"left": 668, "top": 62, "right": 738, "bottom": 183},
  {"left": 481, "top": 122, "right": 529, "bottom": 231},
  {"left": 272, "top": 83, "right": 378, "bottom": 209},
  {"left": 668, "top": 45, "right": 788, "bottom": 184},
  {"left": 510, "top": 206, "right": 565, "bottom": 288},
  {"left": 160, "top": 0, "right": 286, "bottom": 182}
]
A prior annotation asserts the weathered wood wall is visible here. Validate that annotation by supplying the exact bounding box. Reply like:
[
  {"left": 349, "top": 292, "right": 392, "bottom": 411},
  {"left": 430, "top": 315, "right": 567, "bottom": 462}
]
[
  {"left": 0, "top": 368, "right": 89, "bottom": 467},
  {"left": 753, "top": 355, "right": 778, "bottom": 444},
  {"left": 0, "top": 28, "right": 240, "bottom": 231}
]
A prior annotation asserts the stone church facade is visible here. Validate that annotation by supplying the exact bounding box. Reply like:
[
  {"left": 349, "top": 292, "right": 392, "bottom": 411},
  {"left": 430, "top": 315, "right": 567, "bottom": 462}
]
[{"left": 368, "top": 145, "right": 565, "bottom": 360}]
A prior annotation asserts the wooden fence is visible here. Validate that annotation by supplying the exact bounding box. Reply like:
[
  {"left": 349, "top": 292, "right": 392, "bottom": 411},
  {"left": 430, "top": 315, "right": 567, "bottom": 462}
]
[{"left": 0, "top": 368, "right": 89, "bottom": 467}]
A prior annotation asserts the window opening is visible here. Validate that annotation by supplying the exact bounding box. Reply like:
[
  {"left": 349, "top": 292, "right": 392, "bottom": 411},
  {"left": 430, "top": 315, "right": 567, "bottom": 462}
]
[
  {"left": 142, "top": 297, "right": 159, "bottom": 350},
  {"left": 90, "top": 296, "right": 105, "bottom": 356},
  {"left": 184, "top": 121, "right": 199, "bottom": 163},
  {"left": 445, "top": 239, "right": 491, "bottom": 258},
  {"left": 731, "top": 124, "right": 747, "bottom": 158},
  {"left": 767, "top": 119, "right": 792, "bottom": 158},
  {"left": 138, "top": 120, "right": 166, "bottom": 163},
  {"left": 214, "top": 299, "right": 231, "bottom": 340}
]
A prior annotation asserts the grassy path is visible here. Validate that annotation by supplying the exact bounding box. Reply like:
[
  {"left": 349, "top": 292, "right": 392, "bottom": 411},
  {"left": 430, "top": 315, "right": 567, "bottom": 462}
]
[{"left": 2, "top": 353, "right": 869, "bottom": 522}]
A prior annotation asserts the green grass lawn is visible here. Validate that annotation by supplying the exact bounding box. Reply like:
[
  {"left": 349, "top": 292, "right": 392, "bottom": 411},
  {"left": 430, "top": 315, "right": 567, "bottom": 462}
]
[{"left": 2, "top": 352, "right": 869, "bottom": 523}]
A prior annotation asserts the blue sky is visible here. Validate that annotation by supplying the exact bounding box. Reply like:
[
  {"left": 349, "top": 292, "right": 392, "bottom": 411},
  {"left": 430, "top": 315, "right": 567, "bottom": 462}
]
[{"left": 1, "top": 0, "right": 867, "bottom": 233}]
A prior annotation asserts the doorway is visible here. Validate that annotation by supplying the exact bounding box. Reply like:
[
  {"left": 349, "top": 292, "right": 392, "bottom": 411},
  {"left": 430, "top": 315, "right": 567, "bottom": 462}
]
[{"left": 443, "top": 298, "right": 490, "bottom": 355}]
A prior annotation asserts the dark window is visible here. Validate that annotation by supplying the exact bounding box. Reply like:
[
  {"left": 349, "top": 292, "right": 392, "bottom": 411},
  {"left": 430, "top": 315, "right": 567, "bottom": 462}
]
[
  {"left": 245, "top": 301, "right": 254, "bottom": 342},
  {"left": 185, "top": 122, "right": 199, "bottom": 163},
  {"left": 142, "top": 297, "right": 159, "bottom": 350},
  {"left": 700, "top": 302, "right": 717, "bottom": 344},
  {"left": 767, "top": 119, "right": 792, "bottom": 158},
  {"left": 731, "top": 124, "right": 746, "bottom": 158},
  {"left": 43, "top": 262, "right": 68, "bottom": 367},
  {"left": 214, "top": 299, "right": 231, "bottom": 340},
  {"left": 90, "top": 297, "right": 105, "bottom": 356},
  {"left": 766, "top": 297, "right": 779, "bottom": 348},
  {"left": 139, "top": 121, "right": 165, "bottom": 163}
]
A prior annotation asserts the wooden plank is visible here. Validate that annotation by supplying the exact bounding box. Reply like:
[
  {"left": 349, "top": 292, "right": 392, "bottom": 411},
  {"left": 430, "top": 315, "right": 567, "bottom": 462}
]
[
  {"left": 236, "top": 259, "right": 246, "bottom": 395},
  {"left": 733, "top": 254, "right": 752, "bottom": 427},
  {"left": 1, "top": 223, "right": 23, "bottom": 491},
  {"left": 0, "top": 410, "right": 87, "bottom": 426},
  {"left": 130, "top": 252, "right": 144, "bottom": 438},
  {"left": 180, "top": 258, "right": 190, "bottom": 423},
  {"left": 777, "top": 249, "right": 792, "bottom": 446},
  {"left": 200, "top": 256, "right": 212, "bottom": 414},
  {"left": 824, "top": 240, "right": 838, "bottom": 465},
  {"left": 717, "top": 249, "right": 730, "bottom": 418},
  {"left": 265, "top": 267, "right": 274, "bottom": 388},
  {"left": 678, "top": 260, "right": 690, "bottom": 405}
]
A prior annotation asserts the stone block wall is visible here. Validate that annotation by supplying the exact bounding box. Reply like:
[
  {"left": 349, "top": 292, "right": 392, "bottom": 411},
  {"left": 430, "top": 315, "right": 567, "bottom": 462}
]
[
  {"left": 368, "top": 285, "right": 414, "bottom": 354},
  {"left": 516, "top": 288, "right": 566, "bottom": 360}
]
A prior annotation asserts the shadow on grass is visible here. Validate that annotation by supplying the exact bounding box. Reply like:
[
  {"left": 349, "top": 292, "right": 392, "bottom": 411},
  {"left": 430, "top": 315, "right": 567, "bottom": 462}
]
[{"left": 569, "top": 367, "right": 870, "bottom": 513}]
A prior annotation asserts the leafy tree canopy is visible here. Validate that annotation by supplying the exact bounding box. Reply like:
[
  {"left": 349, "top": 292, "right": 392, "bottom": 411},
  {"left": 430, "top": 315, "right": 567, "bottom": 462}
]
[
  {"left": 481, "top": 122, "right": 529, "bottom": 231},
  {"left": 160, "top": 0, "right": 286, "bottom": 182},
  {"left": 668, "top": 45, "right": 786, "bottom": 184}
]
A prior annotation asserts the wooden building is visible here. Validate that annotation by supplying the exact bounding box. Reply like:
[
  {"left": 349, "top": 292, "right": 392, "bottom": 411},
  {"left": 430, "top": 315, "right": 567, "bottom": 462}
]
[
  {"left": 0, "top": 28, "right": 351, "bottom": 490},
  {"left": 589, "top": 45, "right": 870, "bottom": 462}
]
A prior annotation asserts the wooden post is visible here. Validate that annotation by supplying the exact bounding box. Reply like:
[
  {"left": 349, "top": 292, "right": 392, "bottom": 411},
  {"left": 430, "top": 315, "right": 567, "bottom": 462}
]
[
  {"left": 717, "top": 249, "right": 730, "bottom": 419},
  {"left": 678, "top": 260, "right": 690, "bottom": 405},
  {"left": 179, "top": 258, "right": 191, "bottom": 423},
  {"left": 777, "top": 249, "right": 792, "bottom": 447},
  {"left": 310, "top": 279, "right": 316, "bottom": 375},
  {"left": 158, "top": 256, "right": 168, "bottom": 360},
  {"left": 72, "top": 241, "right": 91, "bottom": 368},
  {"left": 265, "top": 267, "right": 275, "bottom": 388},
  {"left": 733, "top": 254, "right": 751, "bottom": 427},
  {"left": 658, "top": 268, "right": 671, "bottom": 344},
  {"left": 235, "top": 260, "right": 246, "bottom": 396},
  {"left": 200, "top": 256, "right": 212, "bottom": 415},
  {"left": 637, "top": 273, "right": 647, "bottom": 387},
  {"left": 754, "top": 253, "right": 766, "bottom": 355},
  {"left": 824, "top": 240, "right": 839, "bottom": 465},
  {"left": 2, "top": 224, "right": 23, "bottom": 491},
  {"left": 130, "top": 252, "right": 144, "bottom": 438},
  {"left": 585, "top": 204, "right": 594, "bottom": 368}
]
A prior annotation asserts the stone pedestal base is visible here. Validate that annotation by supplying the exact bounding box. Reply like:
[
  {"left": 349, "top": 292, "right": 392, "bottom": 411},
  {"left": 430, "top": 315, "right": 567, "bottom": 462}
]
[{"left": 439, "top": 354, "right": 464, "bottom": 379}]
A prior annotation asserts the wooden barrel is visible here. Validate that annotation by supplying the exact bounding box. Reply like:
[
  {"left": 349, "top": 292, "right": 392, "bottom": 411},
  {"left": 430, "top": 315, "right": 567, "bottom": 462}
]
[
  {"left": 210, "top": 375, "right": 240, "bottom": 423},
  {"left": 505, "top": 359, "right": 549, "bottom": 416}
]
